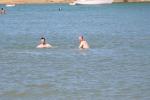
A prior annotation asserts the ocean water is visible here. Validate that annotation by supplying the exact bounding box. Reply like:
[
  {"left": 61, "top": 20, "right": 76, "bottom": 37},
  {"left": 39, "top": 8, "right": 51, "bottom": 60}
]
[{"left": 0, "top": 3, "right": 150, "bottom": 100}]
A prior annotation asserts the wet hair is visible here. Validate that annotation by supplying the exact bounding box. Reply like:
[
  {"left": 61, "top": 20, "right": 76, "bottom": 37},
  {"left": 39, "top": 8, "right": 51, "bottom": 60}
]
[
  {"left": 80, "top": 35, "right": 84, "bottom": 40},
  {"left": 1, "top": 8, "right": 3, "bottom": 10},
  {"left": 41, "top": 37, "right": 45, "bottom": 40}
]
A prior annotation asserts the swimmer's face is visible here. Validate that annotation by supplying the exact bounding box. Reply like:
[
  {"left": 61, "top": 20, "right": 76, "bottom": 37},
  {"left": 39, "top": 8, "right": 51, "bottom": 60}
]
[
  {"left": 40, "top": 38, "right": 45, "bottom": 44},
  {"left": 79, "top": 36, "right": 83, "bottom": 41}
]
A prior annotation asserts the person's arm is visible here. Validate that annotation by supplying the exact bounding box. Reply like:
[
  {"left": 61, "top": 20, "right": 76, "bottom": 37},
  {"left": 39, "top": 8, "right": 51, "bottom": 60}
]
[{"left": 79, "top": 42, "right": 83, "bottom": 48}]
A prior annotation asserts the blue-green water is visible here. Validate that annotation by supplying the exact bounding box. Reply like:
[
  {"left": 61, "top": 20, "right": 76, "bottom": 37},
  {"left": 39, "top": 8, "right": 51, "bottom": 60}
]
[{"left": 0, "top": 3, "right": 150, "bottom": 100}]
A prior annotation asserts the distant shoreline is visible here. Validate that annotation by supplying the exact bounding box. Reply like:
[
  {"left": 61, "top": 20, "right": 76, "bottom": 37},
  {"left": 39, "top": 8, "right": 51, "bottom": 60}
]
[
  {"left": 0, "top": 0, "right": 150, "bottom": 5},
  {"left": 0, "top": 0, "right": 74, "bottom": 4}
]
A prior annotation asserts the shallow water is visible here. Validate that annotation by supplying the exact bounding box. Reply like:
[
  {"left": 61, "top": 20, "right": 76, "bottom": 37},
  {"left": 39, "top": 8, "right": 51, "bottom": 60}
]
[{"left": 0, "top": 3, "right": 150, "bottom": 100}]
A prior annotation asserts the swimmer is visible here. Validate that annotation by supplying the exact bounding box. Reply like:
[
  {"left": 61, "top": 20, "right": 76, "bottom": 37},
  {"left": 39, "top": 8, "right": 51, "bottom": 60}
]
[
  {"left": 59, "top": 8, "right": 62, "bottom": 11},
  {"left": 79, "top": 35, "right": 90, "bottom": 49},
  {"left": 37, "top": 37, "right": 52, "bottom": 48},
  {"left": 0, "top": 8, "right": 6, "bottom": 14}
]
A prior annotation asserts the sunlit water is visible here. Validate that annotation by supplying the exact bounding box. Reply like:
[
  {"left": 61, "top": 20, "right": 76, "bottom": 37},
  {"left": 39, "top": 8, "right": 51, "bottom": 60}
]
[{"left": 0, "top": 3, "right": 150, "bottom": 100}]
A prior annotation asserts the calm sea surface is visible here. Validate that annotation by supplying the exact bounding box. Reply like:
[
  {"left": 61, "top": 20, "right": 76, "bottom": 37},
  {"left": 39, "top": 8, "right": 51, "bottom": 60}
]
[{"left": 0, "top": 3, "right": 150, "bottom": 100}]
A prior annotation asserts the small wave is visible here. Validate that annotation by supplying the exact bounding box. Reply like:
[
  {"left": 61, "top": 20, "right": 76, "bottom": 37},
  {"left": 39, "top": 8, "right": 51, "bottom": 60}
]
[
  {"left": 1, "top": 90, "right": 29, "bottom": 97},
  {"left": 26, "top": 83, "right": 50, "bottom": 88}
]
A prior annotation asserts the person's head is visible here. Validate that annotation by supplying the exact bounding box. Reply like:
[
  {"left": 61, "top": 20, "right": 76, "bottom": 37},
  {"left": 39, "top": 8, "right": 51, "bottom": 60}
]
[
  {"left": 79, "top": 36, "right": 84, "bottom": 42},
  {"left": 59, "top": 8, "right": 61, "bottom": 11},
  {"left": 40, "top": 37, "right": 46, "bottom": 44},
  {"left": 1, "top": 8, "right": 3, "bottom": 10}
]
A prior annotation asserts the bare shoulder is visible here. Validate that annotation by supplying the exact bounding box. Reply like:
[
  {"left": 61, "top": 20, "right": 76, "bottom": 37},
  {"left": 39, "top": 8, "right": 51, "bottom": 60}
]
[
  {"left": 46, "top": 43, "right": 52, "bottom": 48},
  {"left": 36, "top": 44, "right": 43, "bottom": 48}
]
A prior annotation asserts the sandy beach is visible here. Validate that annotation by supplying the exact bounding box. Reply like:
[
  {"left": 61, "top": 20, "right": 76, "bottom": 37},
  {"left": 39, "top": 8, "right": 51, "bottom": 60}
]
[
  {"left": 0, "top": 0, "right": 74, "bottom": 4},
  {"left": 0, "top": 0, "right": 150, "bottom": 4}
]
